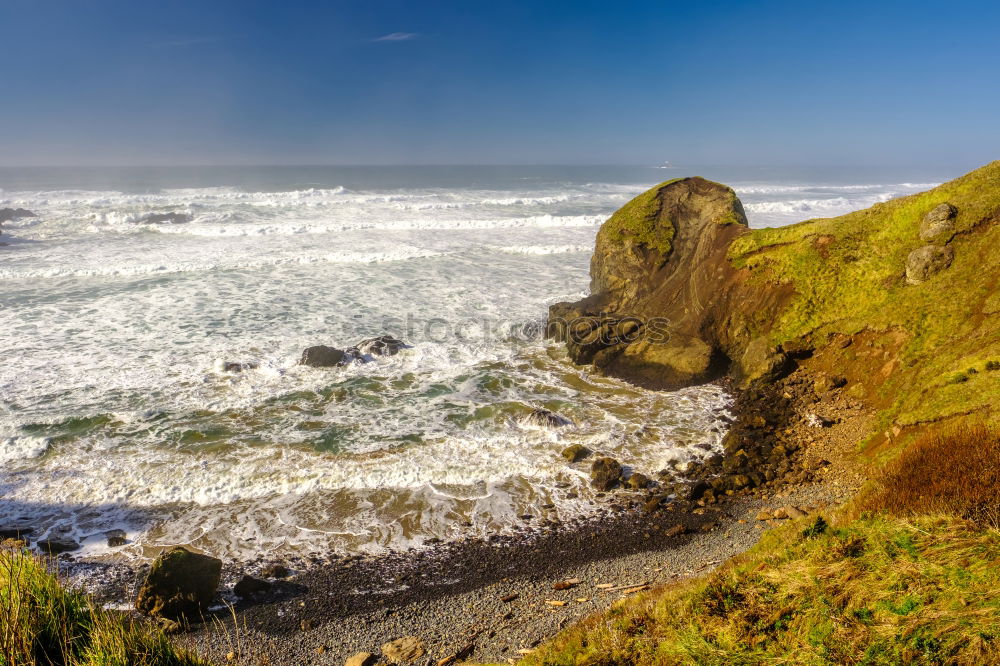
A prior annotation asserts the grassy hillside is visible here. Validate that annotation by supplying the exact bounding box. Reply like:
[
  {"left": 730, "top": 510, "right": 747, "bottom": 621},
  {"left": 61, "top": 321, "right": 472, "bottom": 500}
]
[
  {"left": 521, "top": 165, "right": 1000, "bottom": 665},
  {"left": 728, "top": 161, "right": 1000, "bottom": 431},
  {"left": 523, "top": 514, "right": 1000, "bottom": 666},
  {"left": 0, "top": 548, "right": 206, "bottom": 666}
]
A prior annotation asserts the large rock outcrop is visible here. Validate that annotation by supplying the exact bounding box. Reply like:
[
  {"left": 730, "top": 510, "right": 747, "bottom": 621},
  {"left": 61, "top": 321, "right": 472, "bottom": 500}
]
[
  {"left": 549, "top": 162, "right": 1000, "bottom": 434},
  {"left": 548, "top": 177, "right": 789, "bottom": 388}
]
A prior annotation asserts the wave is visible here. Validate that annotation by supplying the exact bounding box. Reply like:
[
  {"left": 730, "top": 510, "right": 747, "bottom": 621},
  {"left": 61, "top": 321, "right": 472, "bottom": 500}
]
[
  {"left": 141, "top": 214, "right": 605, "bottom": 237},
  {"left": 735, "top": 182, "right": 939, "bottom": 195},
  {"left": 744, "top": 194, "right": 897, "bottom": 215},
  {"left": 0, "top": 436, "right": 50, "bottom": 464},
  {"left": 0, "top": 248, "right": 445, "bottom": 279},
  {"left": 494, "top": 244, "right": 592, "bottom": 255}
]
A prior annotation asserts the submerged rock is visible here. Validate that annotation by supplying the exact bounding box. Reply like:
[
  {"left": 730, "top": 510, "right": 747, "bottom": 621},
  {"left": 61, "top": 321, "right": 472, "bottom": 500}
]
[
  {"left": 141, "top": 212, "right": 192, "bottom": 224},
  {"left": 906, "top": 244, "right": 955, "bottom": 284},
  {"left": 299, "top": 345, "right": 348, "bottom": 367},
  {"left": 37, "top": 537, "right": 80, "bottom": 554},
  {"left": 590, "top": 457, "right": 623, "bottom": 491},
  {"left": 135, "top": 546, "right": 222, "bottom": 621},
  {"left": 214, "top": 360, "right": 259, "bottom": 373},
  {"left": 300, "top": 336, "right": 408, "bottom": 368},
  {"left": 561, "top": 443, "right": 591, "bottom": 462},
  {"left": 353, "top": 335, "right": 407, "bottom": 357},
  {"left": 0, "top": 207, "right": 36, "bottom": 223},
  {"left": 105, "top": 529, "right": 127, "bottom": 547},
  {"left": 919, "top": 202, "right": 957, "bottom": 244},
  {"left": 524, "top": 408, "right": 574, "bottom": 429}
]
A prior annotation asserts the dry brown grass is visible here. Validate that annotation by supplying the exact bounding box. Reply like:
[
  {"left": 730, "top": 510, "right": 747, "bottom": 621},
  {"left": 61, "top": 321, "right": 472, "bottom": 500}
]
[{"left": 862, "top": 423, "right": 1000, "bottom": 527}]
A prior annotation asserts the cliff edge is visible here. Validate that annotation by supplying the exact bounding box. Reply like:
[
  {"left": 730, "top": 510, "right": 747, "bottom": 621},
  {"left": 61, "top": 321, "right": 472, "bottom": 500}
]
[{"left": 549, "top": 162, "right": 1000, "bottom": 432}]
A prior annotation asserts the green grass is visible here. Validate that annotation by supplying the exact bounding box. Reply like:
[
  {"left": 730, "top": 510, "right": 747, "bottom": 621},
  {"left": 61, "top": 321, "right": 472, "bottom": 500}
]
[
  {"left": 0, "top": 548, "right": 207, "bottom": 666},
  {"left": 602, "top": 177, "right": 744, "bottom": 258},
  {"left": 727, "top": 161, "right": 1000, "bottom": 428},
  {"left": 601, "top": 179, "right": 681, "bottom": 256},
  {"left": 522, "top": 516, "right": 1000, "bottom": 665}
]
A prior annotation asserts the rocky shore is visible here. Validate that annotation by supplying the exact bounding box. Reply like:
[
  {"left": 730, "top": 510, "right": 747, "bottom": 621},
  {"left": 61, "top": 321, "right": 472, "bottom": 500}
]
[
  {"left": 38, "top": 354, "right": 867, "bottom": 665},
  {"left": 18, "top": 162, "right": 998, "bottom": 664}
]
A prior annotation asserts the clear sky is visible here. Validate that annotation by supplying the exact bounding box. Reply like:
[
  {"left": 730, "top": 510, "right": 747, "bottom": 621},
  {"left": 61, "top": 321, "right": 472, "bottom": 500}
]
[{"left": 2, "top": 0, "right": 999, "bottom": 166}]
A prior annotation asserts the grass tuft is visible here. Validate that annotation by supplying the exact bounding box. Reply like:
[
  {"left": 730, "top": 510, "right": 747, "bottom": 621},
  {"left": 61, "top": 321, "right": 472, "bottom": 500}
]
[
  {"left": 602, "top": 179, "right": 680, "bottom": 256},
  {"left": 0, "top": 548, "right": 206, "bottom": 666}
]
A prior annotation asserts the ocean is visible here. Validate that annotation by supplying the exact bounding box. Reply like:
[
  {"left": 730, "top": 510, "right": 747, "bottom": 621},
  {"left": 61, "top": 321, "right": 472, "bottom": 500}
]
[{"left": 0, "top": 164, "right": 954, "bottom": 561}]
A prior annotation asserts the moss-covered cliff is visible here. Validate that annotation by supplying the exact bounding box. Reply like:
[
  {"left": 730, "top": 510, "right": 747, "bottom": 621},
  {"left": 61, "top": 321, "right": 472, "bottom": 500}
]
[
  {"left": 550, "top": 162, "right": 1000, "bottom": 434},
  {"left": 532, "top": 162, "right": 1000, "bottom": 666}
]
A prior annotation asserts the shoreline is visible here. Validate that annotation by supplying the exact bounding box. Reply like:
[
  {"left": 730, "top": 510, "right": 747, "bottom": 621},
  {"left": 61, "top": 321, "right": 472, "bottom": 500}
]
[
  {"left": 52, "top": 361, "right": 871, "bottom": 664},
  {"left": 178, "top": 479, "right": 853, "bottom": 665}
]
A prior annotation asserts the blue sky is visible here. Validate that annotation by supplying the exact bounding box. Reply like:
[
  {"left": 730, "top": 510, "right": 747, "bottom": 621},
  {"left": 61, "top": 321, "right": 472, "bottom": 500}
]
[{"left": 1, "top": 0, "right": 998, "bottom": 166}]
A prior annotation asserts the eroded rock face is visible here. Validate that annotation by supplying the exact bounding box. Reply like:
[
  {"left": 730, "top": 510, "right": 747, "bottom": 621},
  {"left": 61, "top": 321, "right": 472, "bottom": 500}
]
[
  {"left": 906, "top": 244, "right": 955, "bottom": 284},
  {"left": 135, "top": 546, "right": 222, "bottom": 621},
  {"left": 919, "top": 202, "right": 957, "bottom": 244},
  {"left": 548, "top": 177, "right": 787, "bottom": 388}
]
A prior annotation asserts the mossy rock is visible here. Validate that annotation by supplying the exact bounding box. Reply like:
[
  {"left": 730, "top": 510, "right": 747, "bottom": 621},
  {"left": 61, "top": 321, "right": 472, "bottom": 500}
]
[
  {"left": 135, "top": 546, "right": 222, "bottom": 621},
  {"left": 561, "top": 444, "right": 592, "bottom": 463}
]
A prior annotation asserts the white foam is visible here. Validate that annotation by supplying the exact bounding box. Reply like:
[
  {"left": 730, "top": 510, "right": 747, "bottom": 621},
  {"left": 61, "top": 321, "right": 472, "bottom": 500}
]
[
  {"left": 0, "top": 247, "right": 445, "bottom": 279},
  {"left": 0, "top": 436, "right": 50, "bottom": 464},
  {"left": 2, "top": 169, "right": 937, "bottom": 561},
  {"left": 734, "top": 182, "right": 938, "bottom": 195},
  {"left": 495, "top": 244, "right": 592, "bottom": 255}
]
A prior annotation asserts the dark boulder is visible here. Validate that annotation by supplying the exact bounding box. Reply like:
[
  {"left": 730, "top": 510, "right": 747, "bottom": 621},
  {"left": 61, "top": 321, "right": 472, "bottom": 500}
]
[
  {"left": 561, "top": 443, "right": 592, "bottom": 463},
  {"left": 215, "top": 360, "right": 259, "bottom": 373},
  {"left": 626, "top": 472, "right": 651, "bottom": 489},
  {"left": 0, "top": 525, "right": 34, "bottom": 540},
  {"left": 37, "top": 537, "right": 81, "bottom": 555},
  {"left": 105, "top": 529, "right": 127, "bottom": 547},
  {"left": 233, "top": 575, "right": 272, "bottom": 600},
  {"left": 352, "top": 335, "right": 408, "bottom": 357},
  {"left": 299, "top": 345, "right": 348, "bottom": 367},
  {"left": 524, "top": 408, "right": 573, "bottom": 429},
  {"left": 590, "top": 457, "right": 623, "bottom": 491},
  {"left": 141, "top": 212, "right": 192, "bottom": 225},
  {"left": 135, "top": 546, "right": 222, "bottom": 621},
  {"left": 261, "top": 563, "right": 291, "bottom": 579}
]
